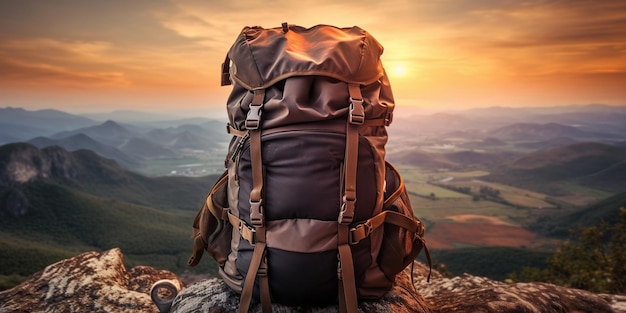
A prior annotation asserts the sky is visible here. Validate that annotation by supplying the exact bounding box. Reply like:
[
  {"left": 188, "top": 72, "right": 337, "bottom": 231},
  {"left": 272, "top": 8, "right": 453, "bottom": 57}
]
[{"left": 0, "top": 0, "right": 625, "bottom": 117}]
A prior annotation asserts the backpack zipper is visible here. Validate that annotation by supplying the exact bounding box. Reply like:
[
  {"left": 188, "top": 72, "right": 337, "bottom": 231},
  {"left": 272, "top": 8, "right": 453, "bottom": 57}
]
[{"left": 231, "top": 132, "right": 250, "bottom": 162}]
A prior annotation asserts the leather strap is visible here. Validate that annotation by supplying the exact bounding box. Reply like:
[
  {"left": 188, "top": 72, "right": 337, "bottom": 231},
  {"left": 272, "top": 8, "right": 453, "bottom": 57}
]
[
  {"left": 337, "top": 83, "right": 363, "bottom": 313},
  {"left": 238, "top": 241, "right": 267, "bottom": 313},
  {"left": 349, "top": 210, "right": 422, "bottom": 244},
  {"left": 226, "top": 210, "right": 257, "bottom": 245},
  {"left": 227, "top": 124, "right": 248, "bottom": 137},
  {"left": 239, "top": 89, "right": 272, "bottom": 313},
  {"left": 339, "top": 84, "right": 363, "bottom": 225}
]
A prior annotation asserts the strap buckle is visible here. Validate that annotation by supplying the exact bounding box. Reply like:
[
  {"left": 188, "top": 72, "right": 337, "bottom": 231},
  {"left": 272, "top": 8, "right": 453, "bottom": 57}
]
[
  {"left": 338, "top": 194, "right": 355, "bottom": 224},
  {"left": 245, "top": 104, "right": 263, "bottom": 130},
  {"left": 349, "top": 220, "right": 373, "bottom": 245},
  {"left": 349, "top": 98, "right": 364, "bottom": 125},
  {"left": 238, "top": 221, "right": 257, "bottom": 245},
  {"left": 250, "top": 199, "right": 264, "bottom": 227}
]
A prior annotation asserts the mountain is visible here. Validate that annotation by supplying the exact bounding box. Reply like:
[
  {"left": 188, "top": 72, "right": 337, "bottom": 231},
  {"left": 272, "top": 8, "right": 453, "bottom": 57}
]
[
  {"left": 80, "top": 109, "right": 226, "bottom": 125},
  {"left": 0, "top": 142, "right": 218, "bottom": 284},
  {"left": 51, "top": 120, "right": 136, "bottom": 147},
  {"left": 142, "top": 124, "right": 228, "bottom": 151},
  {"left": 167, "top": 130, "right": 212, "bottom": 150},
  {"left": 389, "top": 113, "right": 481, "bottom": 136},
  {"left": 0, "top": 107, "right": 97, "bottom": 144},
  {"left": 387, "top": 148, "right": 511, "bottom": 170},
  {"left": 27, "top": 133, "right": 140, "bottom": 169},
  {"left": 118, "top": 137, "right": 178, "bottom": 159},
  {"left": 487, "top": 142, "right": 626, "bottom": 191},
  {"left": 0, "top": 142, "right": 214, "bottom": 209},
  {"left": 81, "top": 110, "right": 184, "bottom": 123},
  {"left": 487, "top": 122, "right": 591, "bottom": 141},
  {"left": 0, "top": 123, "right": 49, "bottom": 145}
]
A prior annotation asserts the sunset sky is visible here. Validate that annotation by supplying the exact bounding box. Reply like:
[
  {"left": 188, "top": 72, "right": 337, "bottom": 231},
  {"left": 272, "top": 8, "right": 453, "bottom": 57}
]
[{"left": 0, "top": 0, "right": 625, "bottom": 117}]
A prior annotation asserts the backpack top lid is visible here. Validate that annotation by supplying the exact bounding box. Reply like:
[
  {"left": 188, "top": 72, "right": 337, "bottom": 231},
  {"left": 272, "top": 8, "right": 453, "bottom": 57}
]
[{"left": 223, "top": 23, "right": 386, "bottom": 90}]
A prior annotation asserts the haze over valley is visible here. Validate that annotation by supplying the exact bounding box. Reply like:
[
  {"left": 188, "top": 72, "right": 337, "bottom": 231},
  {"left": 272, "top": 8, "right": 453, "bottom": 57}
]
[{"left": 1, "top": 104, "right": 625, "bottom": 287}]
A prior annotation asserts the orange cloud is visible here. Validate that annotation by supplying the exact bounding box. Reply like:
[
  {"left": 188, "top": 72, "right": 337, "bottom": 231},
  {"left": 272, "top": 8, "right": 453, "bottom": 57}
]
[{"left": 0, "top": 0, "right": 624, "bottom": 113}]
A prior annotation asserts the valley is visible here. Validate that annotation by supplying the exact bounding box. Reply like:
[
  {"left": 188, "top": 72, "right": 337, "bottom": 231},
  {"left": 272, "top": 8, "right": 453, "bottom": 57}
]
[{"left": 1, "top": 104, "right": 625, "bottom": 288}]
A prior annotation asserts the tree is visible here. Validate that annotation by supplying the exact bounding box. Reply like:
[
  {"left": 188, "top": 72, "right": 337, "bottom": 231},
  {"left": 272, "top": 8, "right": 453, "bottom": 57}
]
[{"left": 510, "top": 207, "right": 626, "bottom": 294}]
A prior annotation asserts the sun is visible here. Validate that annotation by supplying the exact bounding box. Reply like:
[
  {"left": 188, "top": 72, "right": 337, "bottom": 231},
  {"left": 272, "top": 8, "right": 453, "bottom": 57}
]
[{"left": 393, "top": 65, "right": 407, "bottom": 77}]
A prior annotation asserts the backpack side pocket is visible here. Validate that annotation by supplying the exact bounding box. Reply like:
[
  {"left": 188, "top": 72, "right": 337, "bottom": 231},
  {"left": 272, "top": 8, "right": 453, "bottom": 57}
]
[
  {"left": 188, "top": 171, "right": 232, "bottom": 267},
  {"left": 377, "top": 162, "right": 426, "bottom": 281}
]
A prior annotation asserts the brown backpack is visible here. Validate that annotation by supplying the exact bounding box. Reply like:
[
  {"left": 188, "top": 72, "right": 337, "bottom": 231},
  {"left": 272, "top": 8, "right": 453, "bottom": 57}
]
[{"left": 188, "top": 23, "right": 430, "bottom": 313}]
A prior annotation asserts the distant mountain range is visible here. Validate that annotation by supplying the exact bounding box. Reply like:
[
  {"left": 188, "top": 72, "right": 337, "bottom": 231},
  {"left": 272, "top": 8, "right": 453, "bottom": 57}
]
[
  {"left": 0, "top": 110, "right": 231, "bottom": 173},
  {"left": 390, "top": 104, "right": 626, "bottom": 139},
  {"left": 486, "top": 123, "right": 591, "bottom": 141},
  {"left": 0, "top": 107, "right": 230, "bottom": 164},
  {"left": 0, "top": 107, "right": 97, "bottom": 144}
]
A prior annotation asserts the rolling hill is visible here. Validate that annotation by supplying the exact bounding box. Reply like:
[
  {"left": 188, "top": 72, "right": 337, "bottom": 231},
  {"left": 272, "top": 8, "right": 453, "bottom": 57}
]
[
  {"left": 530, "top": 191, "right": 626, "bottom": 238},
  {"left": 487, "top": 142, "right": 626, "bottom": 193},
  {"left": 388, "top": 148, "right": 512, "bottom": 170}
]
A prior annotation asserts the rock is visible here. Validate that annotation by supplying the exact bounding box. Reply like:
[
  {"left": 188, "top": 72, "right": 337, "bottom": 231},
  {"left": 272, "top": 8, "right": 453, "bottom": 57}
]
[
  {"left": 173, "top": 261, "right": 626, "bottom": 313},
  {"left": 0, "top": 248, "right": 181, "bottom": 313},
  {"left": 413, "top": 262, "right": 626, "bottom": 313},
  {"left": 0, "top": 143, "right": 79, "bottom": 187},
  {"left": 2, "top": 249, "right": 625, "bottom": 313},
  {"left": 170, "top": 264, "right": 431, "bottom": 313}
]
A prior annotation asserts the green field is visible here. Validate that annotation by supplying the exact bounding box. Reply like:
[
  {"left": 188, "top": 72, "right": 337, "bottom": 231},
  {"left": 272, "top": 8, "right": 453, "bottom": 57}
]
[{"left": 396, "top": 166, "right": 535, "bottom": 225}]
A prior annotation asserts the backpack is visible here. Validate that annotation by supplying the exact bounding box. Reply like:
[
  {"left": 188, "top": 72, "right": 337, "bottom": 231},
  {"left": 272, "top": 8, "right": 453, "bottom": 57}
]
[{"left": 188, "top": 23, "right": 430, "bottom": 313}]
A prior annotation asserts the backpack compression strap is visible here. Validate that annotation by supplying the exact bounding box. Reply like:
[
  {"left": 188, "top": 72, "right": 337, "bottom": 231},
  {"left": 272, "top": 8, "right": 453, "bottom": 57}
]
[
  {"left": 239, "top": 89, "right": 272, "bottom": 313},
  {"left": 337, "top": 83, "right": 364, "bottom": 313}
]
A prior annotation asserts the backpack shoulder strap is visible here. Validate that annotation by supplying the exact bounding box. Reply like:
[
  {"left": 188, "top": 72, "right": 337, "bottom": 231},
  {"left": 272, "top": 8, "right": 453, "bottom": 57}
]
[
  {"left": 238, "top": 89, "right": 272, "bottom": 313},
  {"left": 337, "top": 83, "right": 364, "bottom": 313}
]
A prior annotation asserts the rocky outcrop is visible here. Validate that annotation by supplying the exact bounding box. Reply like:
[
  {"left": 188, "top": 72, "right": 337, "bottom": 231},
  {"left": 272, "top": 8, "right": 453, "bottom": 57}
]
[
  {"left": 0, "top": 143, "right": 79, "bottom": 187},
  {"left": 413, "top": 262, "right": 625, "bottom": 313},
  {"left": 1, "top": 248, "right": 625, "bottom": 313},
  {"left": 0, "top": 248, "right": 181, "bottom": 313}
]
